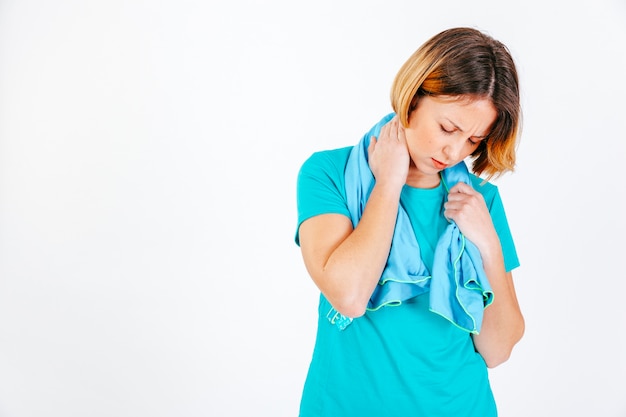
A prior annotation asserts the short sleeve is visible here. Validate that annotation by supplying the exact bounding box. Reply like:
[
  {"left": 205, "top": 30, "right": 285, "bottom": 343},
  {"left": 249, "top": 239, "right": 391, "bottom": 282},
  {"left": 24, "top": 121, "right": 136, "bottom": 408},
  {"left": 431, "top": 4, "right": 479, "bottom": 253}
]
[
  {"left": 471, "top": 176, "right": 520, "bottom": 272},
  {"left": 295, "top": 148, "right": 352, "bottom": 246}
]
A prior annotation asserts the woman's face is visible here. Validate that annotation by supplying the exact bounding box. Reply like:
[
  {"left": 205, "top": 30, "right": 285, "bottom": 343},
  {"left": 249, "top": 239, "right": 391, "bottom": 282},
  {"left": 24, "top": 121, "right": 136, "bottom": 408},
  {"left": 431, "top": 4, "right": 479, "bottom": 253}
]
[{"left": 404, "top": 95, "right": 497, "bottom": 186}]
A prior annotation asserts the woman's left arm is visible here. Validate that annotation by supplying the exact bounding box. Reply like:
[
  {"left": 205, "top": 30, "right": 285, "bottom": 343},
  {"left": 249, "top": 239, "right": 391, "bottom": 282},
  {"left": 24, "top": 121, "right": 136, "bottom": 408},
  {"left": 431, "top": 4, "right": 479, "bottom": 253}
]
[{"left": 445, "top": 182, "right": 525, "bottom": 368}]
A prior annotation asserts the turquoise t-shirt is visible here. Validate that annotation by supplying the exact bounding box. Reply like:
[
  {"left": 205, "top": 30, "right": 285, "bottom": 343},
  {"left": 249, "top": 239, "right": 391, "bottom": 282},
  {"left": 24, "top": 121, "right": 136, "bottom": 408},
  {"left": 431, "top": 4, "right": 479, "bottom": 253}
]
[{"left": 295, "top": 146, "right": 519, "bottom": 417}]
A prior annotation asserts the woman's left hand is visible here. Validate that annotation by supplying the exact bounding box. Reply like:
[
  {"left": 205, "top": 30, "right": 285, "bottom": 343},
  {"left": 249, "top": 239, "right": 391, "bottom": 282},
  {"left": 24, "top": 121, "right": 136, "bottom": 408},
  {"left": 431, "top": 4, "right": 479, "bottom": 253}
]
[{"left": 443, "top": 182, "right": 499, "bottom": 251}]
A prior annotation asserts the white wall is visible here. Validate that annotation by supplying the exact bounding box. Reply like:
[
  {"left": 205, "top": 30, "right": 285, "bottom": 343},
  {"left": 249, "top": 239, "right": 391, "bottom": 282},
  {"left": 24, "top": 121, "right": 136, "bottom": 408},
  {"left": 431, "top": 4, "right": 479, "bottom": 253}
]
[{"left": 0, "top": 1, "right": 624, "bottom": 416}]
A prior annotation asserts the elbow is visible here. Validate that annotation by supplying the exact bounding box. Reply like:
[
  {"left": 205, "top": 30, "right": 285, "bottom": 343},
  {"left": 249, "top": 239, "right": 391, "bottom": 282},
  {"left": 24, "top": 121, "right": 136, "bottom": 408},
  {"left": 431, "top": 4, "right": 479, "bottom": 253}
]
[
  {"left": 484, "top": 350, "right": 512, "bottom": 369},
  {"left": 319, "top": 273, "right": 372, "bottom": 319},
  {"left": 327, "top": 292, "right": 369, "bottom": 319},
  {"left": 332, "top": 298, "right": 368, "bottom": 319},
  {"left": 483, "top": 319, "right": 525, "bottom": 369}
]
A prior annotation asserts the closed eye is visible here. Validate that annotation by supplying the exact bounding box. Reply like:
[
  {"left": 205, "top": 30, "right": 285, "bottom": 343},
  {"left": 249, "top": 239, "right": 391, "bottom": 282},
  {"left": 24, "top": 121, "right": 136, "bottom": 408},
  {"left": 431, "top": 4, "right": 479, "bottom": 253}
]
[{"left": 440, "top": 125, "right": 454, "bottom": 134}]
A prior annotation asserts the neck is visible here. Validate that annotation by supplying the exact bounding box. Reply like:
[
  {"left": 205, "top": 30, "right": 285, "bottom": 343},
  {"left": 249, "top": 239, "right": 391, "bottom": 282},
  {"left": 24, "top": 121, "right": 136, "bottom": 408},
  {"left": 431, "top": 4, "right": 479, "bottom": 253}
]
[{"left": 405, "top": 165, "right": 441, "bottom": 189}]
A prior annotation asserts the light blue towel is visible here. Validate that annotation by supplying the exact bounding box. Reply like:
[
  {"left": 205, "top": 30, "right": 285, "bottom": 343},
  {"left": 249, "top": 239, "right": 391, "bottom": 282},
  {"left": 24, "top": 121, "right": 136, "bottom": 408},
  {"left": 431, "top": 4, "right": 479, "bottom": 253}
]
[{"left": 336, "top": 113, "right": 493, "bottom": 334}]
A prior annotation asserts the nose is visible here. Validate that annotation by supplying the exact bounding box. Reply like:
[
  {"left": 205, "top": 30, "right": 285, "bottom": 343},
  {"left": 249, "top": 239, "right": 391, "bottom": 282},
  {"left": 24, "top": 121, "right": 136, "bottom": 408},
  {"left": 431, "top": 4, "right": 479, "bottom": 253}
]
[{"left": 442, "top": 141, "right": 465, "bottom": 162}]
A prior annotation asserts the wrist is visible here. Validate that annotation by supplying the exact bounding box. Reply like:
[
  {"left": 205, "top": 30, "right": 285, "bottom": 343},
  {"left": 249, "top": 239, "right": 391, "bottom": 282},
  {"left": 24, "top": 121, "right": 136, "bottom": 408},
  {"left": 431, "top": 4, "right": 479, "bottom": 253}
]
[
  {"left": 476, "top": 236, "right": 504, "bottom": 268},
  {"left": 372, "top": 180, "right": 404, "bottom": 199}
]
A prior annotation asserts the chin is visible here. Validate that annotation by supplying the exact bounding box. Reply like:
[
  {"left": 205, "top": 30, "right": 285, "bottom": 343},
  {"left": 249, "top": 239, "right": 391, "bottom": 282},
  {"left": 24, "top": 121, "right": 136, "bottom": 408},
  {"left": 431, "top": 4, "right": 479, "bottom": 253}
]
[{"left": 417, "top": 165, "right": 442, "bottom": 177}]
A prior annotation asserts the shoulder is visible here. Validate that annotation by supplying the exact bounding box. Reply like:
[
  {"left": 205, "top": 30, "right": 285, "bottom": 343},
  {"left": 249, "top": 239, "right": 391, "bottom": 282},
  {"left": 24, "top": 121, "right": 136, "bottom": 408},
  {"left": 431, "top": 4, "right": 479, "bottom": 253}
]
[
  {"left": 296, "top": 147, "right": 354, "bottom": 245},
  {"left": 298, "top": 147, "right": 353, "bottom": 191},
  {"left": 300, "top": 146, "right": 352, "bottom": 175},
  {"left": 298, "top": 145, "right": 353, "bottom": 186},
  {"left": 469, "top": 174, "right": 500, "bottom": 208}
]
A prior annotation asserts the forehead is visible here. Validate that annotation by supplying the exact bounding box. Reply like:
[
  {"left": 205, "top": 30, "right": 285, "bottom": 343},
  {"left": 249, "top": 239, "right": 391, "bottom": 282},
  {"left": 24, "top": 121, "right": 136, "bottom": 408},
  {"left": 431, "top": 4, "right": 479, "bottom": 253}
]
[{"left": 424, "top": 95, "right": 497, "bottom": 130}]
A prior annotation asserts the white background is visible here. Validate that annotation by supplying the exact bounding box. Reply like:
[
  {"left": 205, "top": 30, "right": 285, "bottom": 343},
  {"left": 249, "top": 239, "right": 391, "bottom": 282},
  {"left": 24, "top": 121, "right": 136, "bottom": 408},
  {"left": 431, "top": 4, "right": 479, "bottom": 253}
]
[{"left": 1, "top": 1, "right": 625, "bottom": 416}]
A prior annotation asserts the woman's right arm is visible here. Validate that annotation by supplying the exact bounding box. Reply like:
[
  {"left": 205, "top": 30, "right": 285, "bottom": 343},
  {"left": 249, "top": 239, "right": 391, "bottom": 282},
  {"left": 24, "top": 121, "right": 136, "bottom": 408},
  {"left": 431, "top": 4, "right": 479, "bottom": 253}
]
[{"left": 297, "top": 117, "right": 409, "bottom": 318}]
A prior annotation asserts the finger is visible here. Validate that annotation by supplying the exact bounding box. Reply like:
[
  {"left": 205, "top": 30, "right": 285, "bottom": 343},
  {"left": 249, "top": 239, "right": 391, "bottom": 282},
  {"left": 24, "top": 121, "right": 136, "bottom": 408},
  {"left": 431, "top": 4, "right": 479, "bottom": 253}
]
[
  {"left": 378, "top": 123, "right": 390, "bottom": 141},
  {"left": 397, "top": 122, "right": 407, "bottom": 144},
  {"left": 368, "top": 136, "right": 377, "bottom": 155},
  {"left": 391, "top": 117, "right": 399, "bottom": 140},
  {"left": 446, "top": 190, "right": 478, "bottom": 208},
  {"left": 442, "top": 206, "right": 455, "bottom": 223},
  {"left": 443, "top": 198, "right": 462, "bottom": 210},
  {"left": 449, "top": 182, "right": 474, "bottom": 194}
]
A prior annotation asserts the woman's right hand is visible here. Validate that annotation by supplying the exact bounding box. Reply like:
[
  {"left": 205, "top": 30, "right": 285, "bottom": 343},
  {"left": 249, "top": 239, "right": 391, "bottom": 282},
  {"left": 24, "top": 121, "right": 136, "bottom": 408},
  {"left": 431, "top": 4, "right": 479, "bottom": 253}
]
[{"left": 368, "top": 116, "right": 410, "bottom": 189}]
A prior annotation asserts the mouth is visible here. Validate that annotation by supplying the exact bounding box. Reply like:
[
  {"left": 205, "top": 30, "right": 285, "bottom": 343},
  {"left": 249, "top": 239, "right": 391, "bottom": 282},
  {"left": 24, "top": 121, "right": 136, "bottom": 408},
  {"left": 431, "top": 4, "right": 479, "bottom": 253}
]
[{"left": 432, "top": 158, "right": 448, "bottom": 170}]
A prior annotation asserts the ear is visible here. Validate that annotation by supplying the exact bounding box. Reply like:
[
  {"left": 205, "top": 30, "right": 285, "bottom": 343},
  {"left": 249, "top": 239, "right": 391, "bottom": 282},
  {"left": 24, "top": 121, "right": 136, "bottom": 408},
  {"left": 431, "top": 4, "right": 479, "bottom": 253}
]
[
  {"left": 409, "top": 95, "right": 419, "bottom": 114},
  {"left": 407, "top": 93, "right": 421, "bottom": 124},
  {"left": 405, "top": 95, "right": 420, "bottom": 127}
]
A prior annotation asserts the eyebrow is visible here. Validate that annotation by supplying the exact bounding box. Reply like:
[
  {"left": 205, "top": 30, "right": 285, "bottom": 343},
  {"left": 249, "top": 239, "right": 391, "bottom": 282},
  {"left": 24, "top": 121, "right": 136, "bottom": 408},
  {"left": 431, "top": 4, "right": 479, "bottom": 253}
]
[{"left": 445, "top": 118, "right": 488, "bottom": 139}]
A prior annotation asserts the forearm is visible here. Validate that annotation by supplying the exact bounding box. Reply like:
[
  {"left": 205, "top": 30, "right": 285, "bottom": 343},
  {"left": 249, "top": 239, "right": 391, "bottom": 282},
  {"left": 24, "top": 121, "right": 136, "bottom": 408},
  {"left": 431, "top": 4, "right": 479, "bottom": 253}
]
[
  {"left": 472, "top": 243, "right": 525, "bottom": 368},
  {"left": 319, "top": 182, "right": 402, "bottom": 317}
]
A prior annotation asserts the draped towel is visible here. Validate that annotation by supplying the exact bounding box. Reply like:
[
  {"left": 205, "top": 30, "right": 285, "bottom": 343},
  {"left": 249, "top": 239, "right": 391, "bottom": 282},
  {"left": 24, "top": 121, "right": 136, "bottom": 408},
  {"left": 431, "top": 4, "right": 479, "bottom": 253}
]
[{"left": 333, "top": 112, "right": 494, "bottom": 334}]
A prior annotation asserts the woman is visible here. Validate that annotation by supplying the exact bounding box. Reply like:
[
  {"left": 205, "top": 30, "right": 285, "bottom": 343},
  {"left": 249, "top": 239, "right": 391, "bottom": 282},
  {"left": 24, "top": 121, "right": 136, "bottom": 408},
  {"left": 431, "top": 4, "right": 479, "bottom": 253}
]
[{"left": 295, "top": 27, "right": 525, "bottom": 416}]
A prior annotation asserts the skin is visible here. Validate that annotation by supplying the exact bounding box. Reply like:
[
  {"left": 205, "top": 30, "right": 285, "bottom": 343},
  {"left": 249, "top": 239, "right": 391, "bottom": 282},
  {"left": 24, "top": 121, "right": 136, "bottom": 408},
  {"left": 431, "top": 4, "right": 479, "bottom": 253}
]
[{"left": 298, "top": 95, "right": 524, "bottom": 368}]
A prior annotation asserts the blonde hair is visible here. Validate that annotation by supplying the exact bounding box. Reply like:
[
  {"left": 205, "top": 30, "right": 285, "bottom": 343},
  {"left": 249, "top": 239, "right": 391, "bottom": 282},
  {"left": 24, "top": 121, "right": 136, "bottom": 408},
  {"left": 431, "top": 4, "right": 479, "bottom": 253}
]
[{"left": 391, "top": 27, "right": 521, "bottom": 179}]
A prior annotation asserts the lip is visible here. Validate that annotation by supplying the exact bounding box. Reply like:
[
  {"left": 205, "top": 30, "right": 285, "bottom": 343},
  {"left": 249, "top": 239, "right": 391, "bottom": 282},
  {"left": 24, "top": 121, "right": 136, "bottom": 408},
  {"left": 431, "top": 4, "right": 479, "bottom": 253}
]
[{"left": 432, "top": 158, "right": 448, "bottom": 169}]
